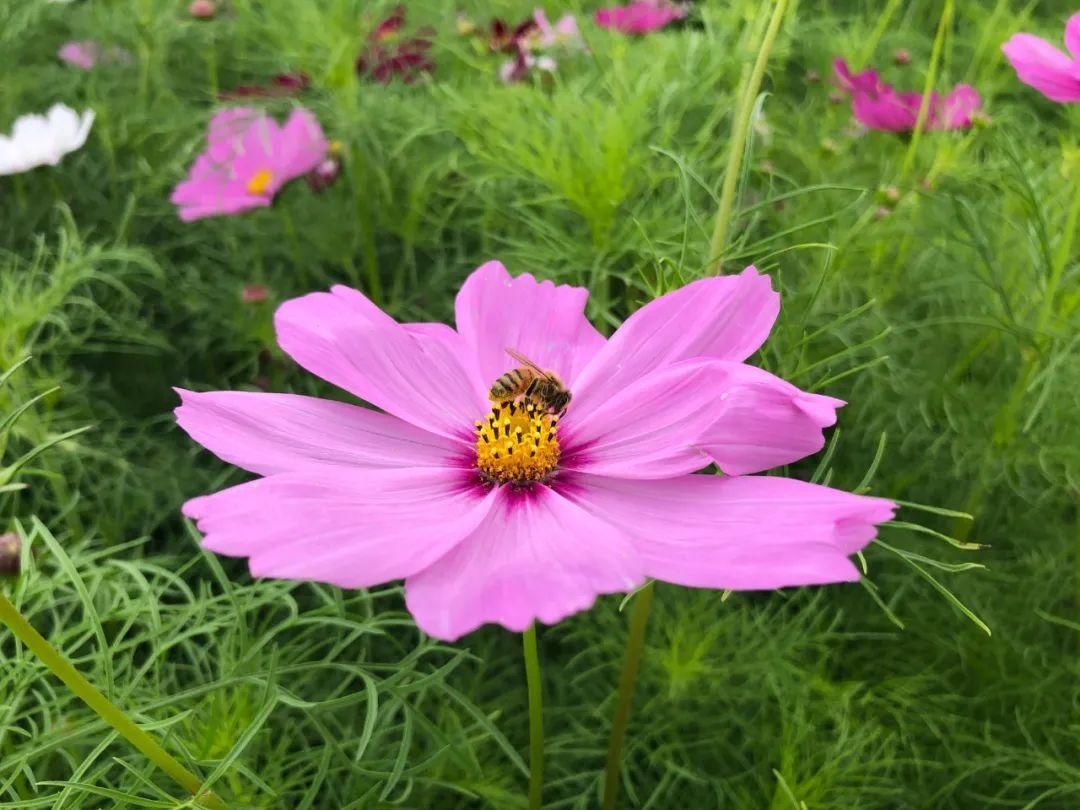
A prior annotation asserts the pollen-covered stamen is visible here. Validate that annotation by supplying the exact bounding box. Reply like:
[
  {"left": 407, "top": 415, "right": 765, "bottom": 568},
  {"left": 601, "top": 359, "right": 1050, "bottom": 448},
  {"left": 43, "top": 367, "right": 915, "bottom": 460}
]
[
  {"left": 475, "top": 399, "right": 561, "bottom": 485},
  {"left": 246, "top": 168, "right": 274, "bottom": 195}
]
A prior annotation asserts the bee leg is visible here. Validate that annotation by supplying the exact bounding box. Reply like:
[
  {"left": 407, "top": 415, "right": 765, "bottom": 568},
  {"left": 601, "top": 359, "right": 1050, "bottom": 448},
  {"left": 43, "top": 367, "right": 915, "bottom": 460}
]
[{"left": 524, "top": 378, "right": 539, "bottom": 399}]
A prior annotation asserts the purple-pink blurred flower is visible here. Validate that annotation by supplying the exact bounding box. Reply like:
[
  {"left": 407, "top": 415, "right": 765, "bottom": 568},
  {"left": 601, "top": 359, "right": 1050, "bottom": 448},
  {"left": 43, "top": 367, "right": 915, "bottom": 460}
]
[
  {"left": 58, "top": 40, "right": 131, "bottom": 71},
  {"left": 832, "top": 58, "right": 981, "bottom": 132},
  {"left": 170, "top": 107, "right": 328, "bottom": 222},
  {"left": 1002, "top": 12, "right": 1080, "bottom": 103},
  {"left": 531, "top": 8, "right": 582, "bottom": 50},
  {"left": 595, "top": 0, "right": 685, "bottom": 35},
  {"left": 58, "top": 41, "right": 99, "bottom": 71}
]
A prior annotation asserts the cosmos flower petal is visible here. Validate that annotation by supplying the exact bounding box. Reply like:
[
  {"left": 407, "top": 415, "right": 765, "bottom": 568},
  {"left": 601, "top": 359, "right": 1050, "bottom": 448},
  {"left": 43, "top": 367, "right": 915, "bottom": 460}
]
[
  {"left": 454, "top": 260, "right": 605, "bottom": 387},
  {"left": 405, "top": 486, "right": 644, "bottom": 641},
  {"left": 935, "top": 85, "right": 982, "bottom": 129},
  {"left": 570, "top": 267, "right": 779, "bottom": 414},
  {"left": 1066, "top": 12, "right": 1080, "bottom": 60},
  {"left": 560, "top": 360, "right": 728, "bottom": 479},
  {"left": 174, "top": 389, "right": 467, "bottom": 475},
  {"left": 275, "top": 286, "right": 486, "bottom": 440},
  {"left": 697, "top": 362, "right": 844, "bottom": 475},
  {"left": 594, "top": 0, "right": 685, "bottom": 35},
  {"left": 183, "top": 467, "right": 496, "bottom": 589},
  {"left": 1001, "top": 33, "right": 1080, "bottom": 102},
  {"left": 564, "top": 473, "right": 896, "bottom": 590},
  {"left": 852, "top": 90, "right": 920, "bottom": 131}
]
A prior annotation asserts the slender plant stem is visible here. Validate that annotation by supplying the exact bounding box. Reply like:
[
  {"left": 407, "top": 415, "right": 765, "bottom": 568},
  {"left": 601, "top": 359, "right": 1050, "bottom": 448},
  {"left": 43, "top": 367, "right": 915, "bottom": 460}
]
[
  {"left": 901, "top": 0, "right": 953, "bottom": 180},
  {"left": 0, "top": 593, "right": 226, "bottom": 810},
  {"left": 522, "top": 623, "right": 544, "bottom": 810},
  {"left": 601, "top": 581, "right": 655, "bottom": 810},
  {"left": 708, "top": 0, "right": 790, "bottom": 272}
]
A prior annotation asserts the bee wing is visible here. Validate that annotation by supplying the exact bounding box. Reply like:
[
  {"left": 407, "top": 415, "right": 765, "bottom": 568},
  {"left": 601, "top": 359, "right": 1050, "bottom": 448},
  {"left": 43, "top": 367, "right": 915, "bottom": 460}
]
[{"left": 505, "top": 347, "right": 547, "bottom": 375}]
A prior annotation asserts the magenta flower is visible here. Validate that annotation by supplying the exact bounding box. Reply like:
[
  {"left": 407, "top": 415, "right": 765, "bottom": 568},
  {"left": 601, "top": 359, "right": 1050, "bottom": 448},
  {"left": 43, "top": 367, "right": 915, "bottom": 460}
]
[
  {"left": 833, "top": 59, "right": 981, "bottom": 132},
  {"left": 170, "top": 107, "right": 328, "bottom": 222},
  {"left": 176, "top": 262, "right": 895, "bottom": 641},
  {"left": 1002, "top": 13, "right": 1080, "bottom": 103},
  {"left": 58, "top": 41, "right": 99, "bottom": 71},
  {"left": 595, "top": 0, "right": 686, "bottom": 35}
]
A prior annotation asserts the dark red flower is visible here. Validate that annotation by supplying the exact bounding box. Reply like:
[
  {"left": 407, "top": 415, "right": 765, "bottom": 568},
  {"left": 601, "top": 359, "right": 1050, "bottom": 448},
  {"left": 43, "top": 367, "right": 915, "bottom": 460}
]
[
  {"left": 220, "top": 72, "right": 310, "bottom": 100},
  {"left": 487, "top": 16, "right": 537, "bottom": 53},
  {"left": 356, "top": 6, "right": 435, "bottom": 83}
]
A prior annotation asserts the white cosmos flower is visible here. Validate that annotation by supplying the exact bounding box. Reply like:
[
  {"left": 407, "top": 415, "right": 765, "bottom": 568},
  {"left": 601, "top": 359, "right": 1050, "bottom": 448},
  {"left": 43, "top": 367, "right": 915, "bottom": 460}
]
[{"left": 0, "top": 104, "right": 94, "bottom": 176}]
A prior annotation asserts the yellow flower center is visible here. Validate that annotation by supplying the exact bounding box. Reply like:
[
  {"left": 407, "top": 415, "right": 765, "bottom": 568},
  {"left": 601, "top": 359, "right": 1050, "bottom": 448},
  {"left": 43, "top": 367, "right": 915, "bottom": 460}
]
[
  {"left": 475, "top": 398, "right": 561, "bottom": 486},
  {"left": 246, "top": 169, "right": 274, "bottom": 195}
]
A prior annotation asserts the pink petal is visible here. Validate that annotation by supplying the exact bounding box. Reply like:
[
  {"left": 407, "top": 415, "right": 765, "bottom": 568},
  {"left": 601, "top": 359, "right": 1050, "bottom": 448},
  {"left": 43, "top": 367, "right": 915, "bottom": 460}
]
[
  {"left": 1002, "top": 33, "right": 1080, "bottom": 103},
  {"left": 405, "top": 485, "right": 644, "bottom": 640},
  {"left": 207, "top": 107, "right": 262, "bottom": 162},
  {"left": 184, "top": 467, "right": 496, "bottom": 588},
  {"left": 934, "top": 84, "right": 981, "bottom": 130},
  {"left": 852, "top": 90, "right": 920, "bottom": 131},
  {"left": 273, "top": 107, "right": 329, "bottom": 179},
  {"left": 564, "top": 473, "right": 896, "bottom": 590},
  {"left": 696, "top": 362, "right": 843, "bottom": 475},
  {"left": 174, "top": 389, "right": 468, "bottom": 475},
  {"left": 594, "top": 1, "right": 684, "bottom": 35},
  {"left": 570, "top": 266, "right": 779, "bottom": 415},
  {"left": 275, "top": 286, "right": 487, "bottom": 440},
  {"left": 58, "top": 41, "right": 99, "bottom": 71},
  {"left": 832, "top": 58, "right": 881, "bottom": 95},
  {"left": 1066, "top": 12, "right": 1080, "bottom": 60},
  {"left": 454, "top": 260, "right": 605, "bottom": 387},
  {"left": 560, "top": 360, "right": 730, "bottom": 479}
]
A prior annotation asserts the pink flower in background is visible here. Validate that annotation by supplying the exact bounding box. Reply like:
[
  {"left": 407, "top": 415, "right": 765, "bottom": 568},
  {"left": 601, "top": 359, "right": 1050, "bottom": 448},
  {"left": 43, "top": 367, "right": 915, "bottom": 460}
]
[
  {"left": 595, "top": 0, "right": 685, "bottom": 35},
  {"left": 1002, "top": 13, "right": 1080, "bottom": 103},
  {"left": 177, "top": 261, "right": 895, "bottom": 641},
  {"left": 833, "top": 59, "right": 982, "bottom": 132},
  {"left": 58, "top": 41, "right": 99, "bottom": 70},
  {"left": 532, "top": 8, "right": 583, "bottom": 49},
  {"left": 170, "top": 106, "right": 328, "bottom": 221}
]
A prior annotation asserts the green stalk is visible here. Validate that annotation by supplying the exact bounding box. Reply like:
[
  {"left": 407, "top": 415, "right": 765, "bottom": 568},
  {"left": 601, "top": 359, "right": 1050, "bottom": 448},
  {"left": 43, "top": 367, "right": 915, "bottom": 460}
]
[
  {"left": 856, "top": 0, "right": 905, "bottom": 68},
  {"left": 901, "top": 0, "right": 953, "bottom": 180},
  {"left": 601, "top": 581, "right": 655, "bottom": 810},
  {"left": 0, "top": 593, "right": 226, "bottom": 809},
  {"left": 708, "top": 0, "right": 790, "bottom": 272},
  {"left": 522, "top": 624, "right": 544, "bottom": 810}
]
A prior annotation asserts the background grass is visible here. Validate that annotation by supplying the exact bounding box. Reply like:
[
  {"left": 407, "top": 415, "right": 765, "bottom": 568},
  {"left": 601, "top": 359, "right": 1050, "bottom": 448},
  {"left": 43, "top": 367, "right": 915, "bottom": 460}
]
[{"left": 1, "top": 0, "right": 1078, "bottom": 807}]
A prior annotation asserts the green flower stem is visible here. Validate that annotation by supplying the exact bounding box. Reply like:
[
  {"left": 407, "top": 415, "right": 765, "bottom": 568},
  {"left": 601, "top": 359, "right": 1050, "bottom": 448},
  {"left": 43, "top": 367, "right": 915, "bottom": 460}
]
[
  {"left": 708, "top": 0, "right": 790, "bottom": 272},
  {"left": 0, "top": 592, "right": 226, "bottom": 810},
  {"left": 901, "top": 0, "right": 952, "bottom": 180},
  {"left": 601, "top": 581, "right": 655, "bottom": 810},
  {"left": 522, "top": 624, "right": 544, "bottom": 810}
]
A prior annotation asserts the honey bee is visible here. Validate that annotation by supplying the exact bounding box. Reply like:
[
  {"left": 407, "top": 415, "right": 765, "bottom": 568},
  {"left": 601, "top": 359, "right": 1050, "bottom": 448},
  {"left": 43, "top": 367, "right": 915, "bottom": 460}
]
[{"left": 489, "top": 348, "right": 572, "bottom": 415}]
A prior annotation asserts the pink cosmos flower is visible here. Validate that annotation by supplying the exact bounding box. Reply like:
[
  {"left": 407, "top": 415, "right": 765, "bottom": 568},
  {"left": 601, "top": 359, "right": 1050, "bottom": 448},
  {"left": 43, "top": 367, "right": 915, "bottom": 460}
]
[
  {"left": 176, "top": 262, "right": 896, "bottom": 641},
  {"left": 833, "top": 59, "right": 982, "bottom": 132},
  {"left": 1001, "top": 13, "right": 1080, "bottom": 103},
  {"left": 58, "top": 41, "right": 99, "bottom": 71},
  {"left": 532, "top": 8, "right": 582, "bottom": 49},
  {"left": 595, "top": 0, "right": 686, "bottom": 35},
  {"left": 170, "top": 106, "right": 328, "bottom": 222}
]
